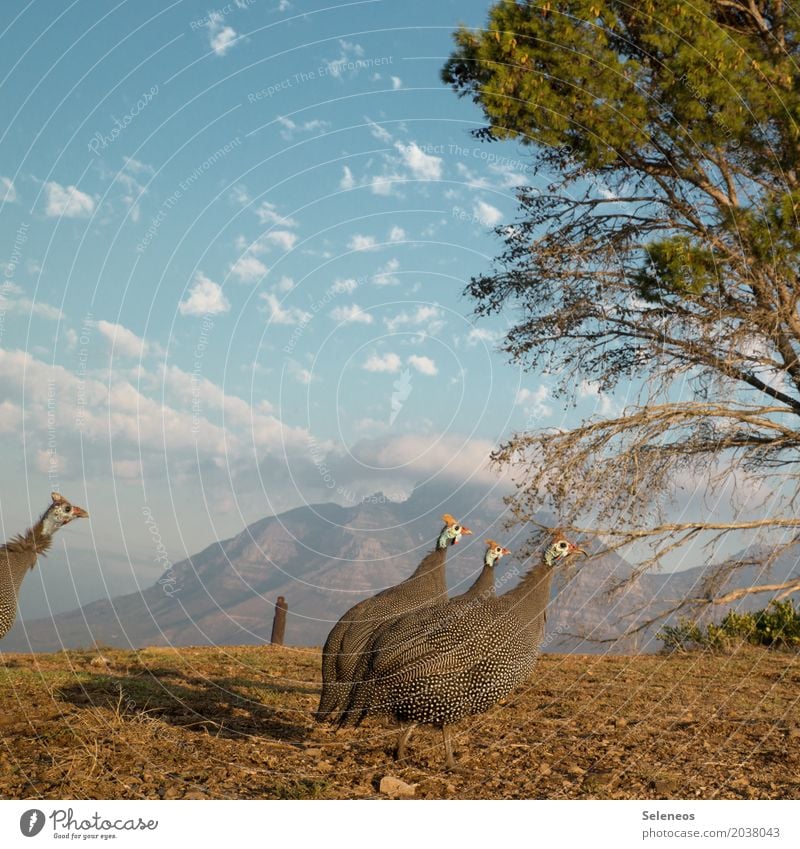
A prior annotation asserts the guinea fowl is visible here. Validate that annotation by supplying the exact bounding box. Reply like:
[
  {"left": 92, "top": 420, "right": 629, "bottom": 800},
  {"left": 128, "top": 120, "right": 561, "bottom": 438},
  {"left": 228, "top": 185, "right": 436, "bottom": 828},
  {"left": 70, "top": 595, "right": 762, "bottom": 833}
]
[
  {"left": 339, "top": 535, "right": 586, "bottom": 769},
  {"left": 453, "top": 539, "right": 510, "bottom": 601},
  {"left": 315, "top": 513, "right": 472, "bottom": 723},
  {"left": 0, "top": 492, "right": 89, "bottom": 640}
]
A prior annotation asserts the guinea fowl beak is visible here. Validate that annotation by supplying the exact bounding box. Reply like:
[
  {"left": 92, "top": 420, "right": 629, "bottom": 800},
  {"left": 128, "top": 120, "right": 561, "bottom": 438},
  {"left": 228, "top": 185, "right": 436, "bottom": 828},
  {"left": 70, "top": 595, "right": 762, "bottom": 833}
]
[
  {"left": 71, "top": 505, "right": 89, "bottom": 518},
  {"left": 502, "top": 547, "right": 511, "bottom": 555},
  {"left": 571, "top": 544, "right": 587, "bottom": 557},
  {"left": 462, "top": 526, "right": 473, "bottom": 536}
]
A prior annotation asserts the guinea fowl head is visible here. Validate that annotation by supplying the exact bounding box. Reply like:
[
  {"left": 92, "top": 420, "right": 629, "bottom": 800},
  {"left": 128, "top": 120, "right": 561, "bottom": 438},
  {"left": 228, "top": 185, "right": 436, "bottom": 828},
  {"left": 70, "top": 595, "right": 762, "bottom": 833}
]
[
  {"left": 484, "top": 539, "right": 511, "bottom": 567},
  {"left": 40, "top": 492, "right": 89, "bottom": 536},
  {"left": 437, "top": 514, "right": 472, "bottom": 549},
  {"left": 543, "top": 536, "right": 586, "bottom": 566}
]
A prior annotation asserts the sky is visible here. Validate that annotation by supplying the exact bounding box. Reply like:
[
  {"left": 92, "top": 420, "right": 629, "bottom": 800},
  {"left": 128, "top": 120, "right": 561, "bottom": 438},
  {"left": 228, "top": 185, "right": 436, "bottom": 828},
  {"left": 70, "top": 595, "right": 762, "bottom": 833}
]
[{"left": 0, "top": 0, "right": 626, "bottom": 600}]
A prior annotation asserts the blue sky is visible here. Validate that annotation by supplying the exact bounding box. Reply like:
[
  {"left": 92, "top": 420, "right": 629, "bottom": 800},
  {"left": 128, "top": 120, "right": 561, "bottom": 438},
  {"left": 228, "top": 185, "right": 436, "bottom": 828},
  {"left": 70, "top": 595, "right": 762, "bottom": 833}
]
[{"left": 0, "top": 0, "right": 625, "bottom": 588}]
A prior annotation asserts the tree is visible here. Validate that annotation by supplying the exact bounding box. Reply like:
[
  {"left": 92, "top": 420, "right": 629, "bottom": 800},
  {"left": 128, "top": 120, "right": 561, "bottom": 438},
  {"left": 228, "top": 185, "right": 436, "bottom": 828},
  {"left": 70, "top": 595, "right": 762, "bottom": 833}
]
[{"left": 442, "top": 0, "right": 800, "bottom": 627}]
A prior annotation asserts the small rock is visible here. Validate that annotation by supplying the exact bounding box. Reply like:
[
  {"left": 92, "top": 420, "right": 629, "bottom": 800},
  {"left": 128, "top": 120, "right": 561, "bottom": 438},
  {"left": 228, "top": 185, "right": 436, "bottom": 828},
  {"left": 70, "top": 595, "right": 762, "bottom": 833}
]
[
  {"left": 445, "top": 783, "right": 457, "bottom": 795},
  {"left": 90, "top": 656, "right": 110, "bottom": 668},
  {"left": 613, "top": 717, "right": 627, "bottom": 728},
  {"left": 379, "top": 776, "right": 416, "bottom": 798},
  {"left": 567, "top": 765, "right": 585, "bottom": 777},
  {"left": 304, "top": 747, "right": 323, "bottom": 757},
  {"left": 652, "top": 777, "right": 680, "bottom": 796},
  {"left": 537, "top": 763, "right": 552, "bottom": 776}
]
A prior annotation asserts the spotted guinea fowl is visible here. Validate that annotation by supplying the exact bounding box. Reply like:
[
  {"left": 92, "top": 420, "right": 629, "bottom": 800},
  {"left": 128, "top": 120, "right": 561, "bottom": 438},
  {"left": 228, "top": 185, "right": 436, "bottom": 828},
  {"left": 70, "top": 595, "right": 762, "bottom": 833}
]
[
  {"left": 315, "top": 513, "right": 472, "bottom": 723},
  {"left": 452, "top": 539, "right": 510, "bottom": 601},
  {"left": 0, "top": 492, "right": 89, "bottom": 640},
  {"left": 339, "top": 535, "right": 586, "bottom": 769}
]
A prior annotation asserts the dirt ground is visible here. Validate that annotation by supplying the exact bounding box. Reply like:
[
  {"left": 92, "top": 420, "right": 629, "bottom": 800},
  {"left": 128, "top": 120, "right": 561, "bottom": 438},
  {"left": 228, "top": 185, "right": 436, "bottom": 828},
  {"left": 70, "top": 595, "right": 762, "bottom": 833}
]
[{"left": 0, "top": 645, "right": 798, "bottom": 799}]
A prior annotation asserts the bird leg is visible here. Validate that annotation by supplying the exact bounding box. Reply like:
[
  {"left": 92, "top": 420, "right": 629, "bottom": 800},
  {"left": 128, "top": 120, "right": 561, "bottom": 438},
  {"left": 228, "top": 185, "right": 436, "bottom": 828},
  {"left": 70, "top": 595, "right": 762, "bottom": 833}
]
[
  {"left": 395, "top": 723, "right": 417, "bottom": 760},
  {"left": 442, "top": 725, "right": 457, "bottom": 771}
]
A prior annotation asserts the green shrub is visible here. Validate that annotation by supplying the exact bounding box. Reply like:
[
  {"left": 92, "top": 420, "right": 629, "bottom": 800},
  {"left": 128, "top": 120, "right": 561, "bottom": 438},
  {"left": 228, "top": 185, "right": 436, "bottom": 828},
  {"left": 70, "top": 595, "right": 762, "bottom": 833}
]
[{"left": 658, "top": 600, "right": 800, "bottom": 652}]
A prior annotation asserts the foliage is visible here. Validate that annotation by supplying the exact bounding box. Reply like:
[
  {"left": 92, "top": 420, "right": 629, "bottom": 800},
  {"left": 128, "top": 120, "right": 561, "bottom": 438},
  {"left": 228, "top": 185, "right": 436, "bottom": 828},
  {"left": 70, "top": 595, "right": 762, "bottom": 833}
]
[
  {"left": 443, "top": 2, "right": 800, "bottom": 604},
  {"left": 658, "top": 599, "right": 800, "bottom": 651}
]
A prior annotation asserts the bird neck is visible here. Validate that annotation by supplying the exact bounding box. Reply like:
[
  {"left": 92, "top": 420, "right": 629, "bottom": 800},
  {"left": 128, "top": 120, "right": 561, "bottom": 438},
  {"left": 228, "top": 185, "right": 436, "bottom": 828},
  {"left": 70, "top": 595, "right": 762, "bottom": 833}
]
[
  {"left": 3, "top": 517, "right": 55, "bottom": 558},
  {"left": 410, "top": 544, "right": 447, "bottom": 579},
  {"left": 503, "top": 555, "right": 554, "bottom": 633}
]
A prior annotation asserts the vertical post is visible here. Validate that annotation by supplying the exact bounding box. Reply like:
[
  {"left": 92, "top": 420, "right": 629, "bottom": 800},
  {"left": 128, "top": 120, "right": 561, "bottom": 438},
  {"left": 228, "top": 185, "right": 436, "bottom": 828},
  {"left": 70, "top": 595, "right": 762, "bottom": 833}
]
[{"left": 271, "top": 595, "right": 288, "bottom": 645}]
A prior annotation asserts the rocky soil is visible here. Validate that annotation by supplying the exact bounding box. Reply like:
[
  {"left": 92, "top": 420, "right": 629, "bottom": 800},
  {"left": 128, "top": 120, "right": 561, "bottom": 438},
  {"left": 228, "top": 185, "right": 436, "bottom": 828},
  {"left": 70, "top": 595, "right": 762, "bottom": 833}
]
[{"left": 0, "top": 645, "right": 798, "bottom": 799}]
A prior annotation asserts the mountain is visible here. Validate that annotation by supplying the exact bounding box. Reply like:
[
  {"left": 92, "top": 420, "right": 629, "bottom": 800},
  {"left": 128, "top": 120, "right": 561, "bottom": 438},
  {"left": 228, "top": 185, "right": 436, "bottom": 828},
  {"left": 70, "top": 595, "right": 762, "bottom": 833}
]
[
  {"left": 2, "top": 482, "right": 510, "bottom": 651},
  {"left": 4, "top": 483, "right": 798, "bottom": 653}
]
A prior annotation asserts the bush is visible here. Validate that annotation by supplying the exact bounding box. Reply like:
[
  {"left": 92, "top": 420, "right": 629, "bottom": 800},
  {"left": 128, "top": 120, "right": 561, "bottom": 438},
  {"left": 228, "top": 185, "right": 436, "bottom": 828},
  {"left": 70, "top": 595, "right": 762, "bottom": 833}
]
[{"left": 658, "top": 600, "right": 800, "bottom": 652}]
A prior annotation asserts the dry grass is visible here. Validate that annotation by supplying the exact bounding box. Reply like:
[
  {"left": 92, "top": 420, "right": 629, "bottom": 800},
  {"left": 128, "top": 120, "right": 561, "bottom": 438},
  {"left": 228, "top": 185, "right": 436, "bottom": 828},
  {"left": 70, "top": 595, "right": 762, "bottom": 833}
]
[{"left": 0, "top": 644, "right": 798, "bottom": 799}]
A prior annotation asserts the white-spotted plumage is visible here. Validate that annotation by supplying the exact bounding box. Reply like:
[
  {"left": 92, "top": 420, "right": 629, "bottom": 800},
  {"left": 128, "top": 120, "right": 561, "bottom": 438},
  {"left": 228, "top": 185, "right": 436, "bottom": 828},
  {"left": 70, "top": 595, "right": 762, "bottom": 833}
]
[{"left": 338, "top": 537, "right": 586, "bottom": 768}]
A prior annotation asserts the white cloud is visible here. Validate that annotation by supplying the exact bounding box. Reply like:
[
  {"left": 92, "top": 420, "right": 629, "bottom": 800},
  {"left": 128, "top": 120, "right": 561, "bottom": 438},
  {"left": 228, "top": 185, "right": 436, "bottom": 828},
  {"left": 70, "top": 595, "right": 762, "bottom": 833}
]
[
  {"left": 230, "top": 184, "right": 250, "bottom": 206},
  {"left": 474, "top": 199, "right": 503, "bottom": 227},
  {"left": 391, "top": 76, "right": 402, "bottom": 90},
  {"left": 395, "top": 141, "right": 442, "bottom": 181},
  {"left": 229, "top": 255, "right": 267, "bottom": 283},
  {"left": 255, "top": 201, "right": 297, "bottom": 228},
  {"left": 1, "top": 177, "right": 17, "bottom": 203},
  {"left": 325, "top": 39, "right": 366, "bottom": 79},
  {"left": 407, "top": 354, "right": 437, "bottom": 376},
  {"left": 348, "top": 233, "right": 377, "bottom": 252},
  {"left": 516, "top": 385, "right": 552, "bottom": 419},
  {"left": 363, "top": 352, "right": 402, "bottom": 373},
  {"left": 578, "top": 379, "right": 616, "bottom": 416},
  {"left": 340, "top": 166, "right": 355, "bottom": 190},
  {"left": 96, "top": 320, "right": 154, "bottom": 359},
  {"left": 466, "top": 327, "right": 499, "bottom": 346},
  {"left": 275, "top": 275, "right": 295, "bottom": 292},
  {"left": 264, "top": 230, "right": 298, "bottom": 251},
  {"left": 277, "top": 115, "right": 330, "bottom": 140},
  {"left": 287, "top": 360, "right": 312, "bottom": 384},
  {"left": 208, "top": 12, "right": 237, "bottom": 56},
  {"left": 388, "top": 226, "right": 406, "bottom": 242},
  {"left": 44, "top": 181, "right": 95, "bottom": 218},
  {"left": 369, "top": 173, "right": 403, "bottom": 196},
  {"left": 365, "top": 116, "right": 392, "bottom": 143},
  {"left": 179, "top": 272, "right": 230, "bottom": 317},
  {"left": 373, "top": 258, "right": 400, "bottom": 287},
  {"left": 384, "top": 305, "right": 444, "bottom": 335},
  {"left": 0, "top": 349, "right": 312, "bottom": 488},
  {"left": 0, "top": 284, "right": 62, "bottom": 320},
  {"left": 260, "top": 292, "right": 311, "bottom": 325},
  {"left": 330, "top": 304, "right": 373, "bottom": 324},
  {"left": 331, "top": 278, "right": 358, "bottom": 294}
]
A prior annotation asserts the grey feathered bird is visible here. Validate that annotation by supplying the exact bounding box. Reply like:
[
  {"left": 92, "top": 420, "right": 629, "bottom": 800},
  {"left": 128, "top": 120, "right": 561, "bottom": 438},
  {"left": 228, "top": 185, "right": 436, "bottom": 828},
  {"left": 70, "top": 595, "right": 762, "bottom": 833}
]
[
  {"left": 0, "top": 492, "right": 89, "bottom": 640},
  {"left": 452, "top": 539, "right": 511, "bottom": 601},
  {"left": 338, "top": 535, "right": 586, "bottom": 769},
  {"left": 315, "top": 513, "right": 472, "bottom": 723}
]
